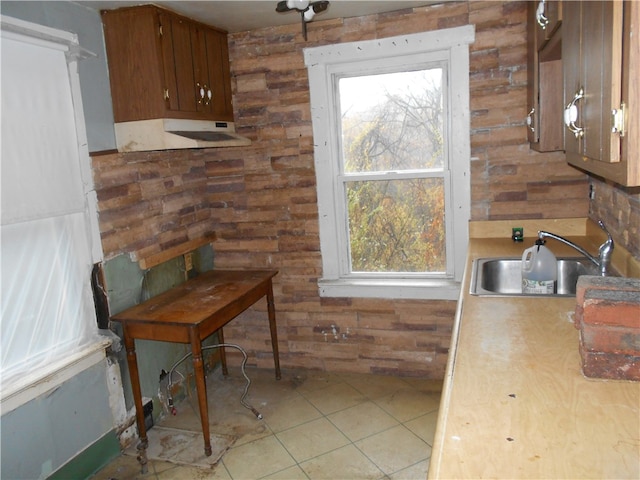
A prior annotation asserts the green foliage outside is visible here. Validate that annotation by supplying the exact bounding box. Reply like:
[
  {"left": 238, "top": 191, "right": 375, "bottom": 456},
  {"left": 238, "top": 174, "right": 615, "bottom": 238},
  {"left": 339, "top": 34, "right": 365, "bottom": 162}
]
[{"left": 340, "top": 69, "right": 446, "bottom": 273}]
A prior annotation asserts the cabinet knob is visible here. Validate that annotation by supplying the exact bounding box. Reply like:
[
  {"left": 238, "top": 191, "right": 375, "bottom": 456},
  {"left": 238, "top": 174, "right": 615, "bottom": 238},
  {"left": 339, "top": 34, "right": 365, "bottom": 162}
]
[{"left": 564, "top": 88, "right": 584, "bottom": 138}]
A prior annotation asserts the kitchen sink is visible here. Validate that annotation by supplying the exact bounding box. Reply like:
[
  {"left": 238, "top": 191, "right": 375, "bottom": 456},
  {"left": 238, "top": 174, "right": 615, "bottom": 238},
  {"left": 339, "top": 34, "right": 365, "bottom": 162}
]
[{"left": 469, "top": 257, "right": 599, "bottom": 297}]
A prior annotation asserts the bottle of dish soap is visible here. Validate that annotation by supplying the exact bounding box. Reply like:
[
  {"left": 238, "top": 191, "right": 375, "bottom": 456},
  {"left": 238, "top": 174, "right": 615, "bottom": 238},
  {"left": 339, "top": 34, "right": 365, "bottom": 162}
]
[{"left": 521, "top": 239, "right": 557, "bottom": 294}]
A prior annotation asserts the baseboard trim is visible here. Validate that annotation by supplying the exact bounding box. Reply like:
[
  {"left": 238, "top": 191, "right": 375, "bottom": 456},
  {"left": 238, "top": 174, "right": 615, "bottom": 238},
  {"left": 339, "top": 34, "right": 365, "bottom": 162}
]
[{"left": 48, "top": 429, "right": 120, "bottom": 480}]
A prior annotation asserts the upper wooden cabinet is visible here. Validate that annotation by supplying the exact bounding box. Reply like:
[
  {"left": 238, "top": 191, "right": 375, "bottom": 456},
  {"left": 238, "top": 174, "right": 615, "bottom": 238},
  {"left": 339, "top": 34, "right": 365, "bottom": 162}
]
[
  {"left": 562, "top": 1, "right": 639, "bottom": 186},
  {"left": 102, "top": 5, "right": 234, "bottom": 123},
  {"left": 527, "top": 1, "right": 563, "bottom": 152}
]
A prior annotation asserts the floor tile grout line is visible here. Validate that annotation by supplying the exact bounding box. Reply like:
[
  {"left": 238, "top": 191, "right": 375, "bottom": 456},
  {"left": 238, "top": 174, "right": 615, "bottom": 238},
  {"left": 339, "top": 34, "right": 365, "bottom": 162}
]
[
  {"left": 347, "top": 431, "right": 416, "bottom": 479},
  {"left": 268, "top": 428, "right": 308, "bottom": 478},
  {"left": 358, "top": 445, "right": 432, "bottom": 479},
  {"left": 294, "top": 378, "right": 418, "bottom": 418},
  {"left": 221, "top": 431, "right": 297, "bottom": 480},
  {"left": 265, "top": 398, "right": 430, "bottom": 479},
  {"left": 261, "top": 395, "right": 325, "bottom": 434},
  {"left": 298, "top": 442, "right": 388, "bottom": 480},
  {"left": 271, "top": 418, "right": 352, "bottom": 466},
  {"left": 92, "top": 369, "right": 442, "bottom": 480},
  {"left": 371, "top": 389, "right": 442, "bottom": 422},
  {"left": 250, "top": 376, "right": 436, "bottom": 478},
  {"left": 257, "top": 399, "right": 404, "bottom": 477},
  {"left": 255, "top": 460, "right": 312, "bottom": 480},
  {"left": 323, "top": 411, "right": 401, "bottom": 444},
  {"left": 217, "top": 457, "right": 234, "bottom": 480}
]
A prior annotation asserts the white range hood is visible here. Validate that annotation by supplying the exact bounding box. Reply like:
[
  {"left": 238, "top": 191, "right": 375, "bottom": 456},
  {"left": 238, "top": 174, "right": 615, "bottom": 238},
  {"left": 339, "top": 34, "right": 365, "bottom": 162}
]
[{"left": 114, "top": 118, "right": 251, "bottom": 152}]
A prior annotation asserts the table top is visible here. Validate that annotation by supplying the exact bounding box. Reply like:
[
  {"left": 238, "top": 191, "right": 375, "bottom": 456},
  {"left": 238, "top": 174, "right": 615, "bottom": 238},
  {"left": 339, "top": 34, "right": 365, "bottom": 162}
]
[{"left": 111, "top": 269, "right": 278, "bottom": 328}]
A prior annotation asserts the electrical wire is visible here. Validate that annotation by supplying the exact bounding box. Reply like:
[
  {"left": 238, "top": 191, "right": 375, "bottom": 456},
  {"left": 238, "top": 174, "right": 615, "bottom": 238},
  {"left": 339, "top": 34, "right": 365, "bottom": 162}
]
[{"left": 165, "top": 343, "right": 262, "bottom": 419}]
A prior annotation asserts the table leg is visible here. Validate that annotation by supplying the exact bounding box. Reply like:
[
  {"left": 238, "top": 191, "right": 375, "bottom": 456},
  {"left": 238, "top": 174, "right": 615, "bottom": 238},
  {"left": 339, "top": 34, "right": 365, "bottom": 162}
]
[
  {"left": 189, "top": 328, "right": 212, "bottom": 456},
  {"left": 123, "top": 332, "right": 148, "bottom": 473},
  {"left": 217, "top": 328, "right": 229, "bottom": 376},
  {"left": 266, "top": 280, "right": 281, "bottom": 380}
]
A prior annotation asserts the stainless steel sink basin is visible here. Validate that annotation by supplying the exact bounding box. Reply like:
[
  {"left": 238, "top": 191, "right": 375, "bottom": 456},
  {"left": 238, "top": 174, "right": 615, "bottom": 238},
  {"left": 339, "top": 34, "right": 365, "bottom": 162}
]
[{"left": 470, "top": 257, "right": 599, "bottom": 297}]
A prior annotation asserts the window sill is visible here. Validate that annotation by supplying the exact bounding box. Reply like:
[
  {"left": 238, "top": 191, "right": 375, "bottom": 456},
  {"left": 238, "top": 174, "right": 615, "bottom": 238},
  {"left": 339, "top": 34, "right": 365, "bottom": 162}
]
[
  {"left": 1, "top": 337, "right": 112, "bottom": 415},
  {"left": 318, "top": 278, "right": 461, "bottom": 300}
]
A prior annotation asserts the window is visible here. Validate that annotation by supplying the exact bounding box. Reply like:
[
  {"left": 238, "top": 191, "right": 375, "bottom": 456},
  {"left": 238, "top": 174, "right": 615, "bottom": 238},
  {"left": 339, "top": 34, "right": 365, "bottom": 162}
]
[
  {"left": 1, "top": 17, "right": 105, "bottom": 410},
  {"left": 304, "top": 26, "right": 475, "bottom": 300}
]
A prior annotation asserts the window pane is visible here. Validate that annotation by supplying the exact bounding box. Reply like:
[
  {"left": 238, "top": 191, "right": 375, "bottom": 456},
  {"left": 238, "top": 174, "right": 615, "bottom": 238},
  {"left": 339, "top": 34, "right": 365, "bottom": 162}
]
[
  {"left": 339, "top": 69, "right": 443, "bottom": 173},
  {"left": 346, "top": 178, "right": 445, "bottom": 273}
]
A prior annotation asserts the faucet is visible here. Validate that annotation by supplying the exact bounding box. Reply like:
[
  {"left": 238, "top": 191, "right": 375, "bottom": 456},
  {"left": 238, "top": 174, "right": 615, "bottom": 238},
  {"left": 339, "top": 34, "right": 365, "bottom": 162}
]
[{"left": 538, "top": 220, "right": 614, "bottom": 276}]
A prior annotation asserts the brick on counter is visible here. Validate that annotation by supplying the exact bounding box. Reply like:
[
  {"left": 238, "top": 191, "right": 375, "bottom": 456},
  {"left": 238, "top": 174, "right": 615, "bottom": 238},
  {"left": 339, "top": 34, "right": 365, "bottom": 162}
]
[
  {"left": 575, "top": 276, "right": 640, "bottom": 381},
  {"left": 574, "top": 275, "right": 640, "bottom": 330}
]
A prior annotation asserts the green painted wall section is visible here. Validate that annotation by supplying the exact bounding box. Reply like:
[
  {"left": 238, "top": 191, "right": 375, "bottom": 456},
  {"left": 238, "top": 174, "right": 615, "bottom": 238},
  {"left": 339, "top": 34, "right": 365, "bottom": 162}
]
[
  {"left": 0, "top": 362, "right": 114, "bottom": 480},
  {"left": 104, "top": 245, "right": 217, "bottom": 420},
  {"left": 49, "top": 430, "right": 120, "bottom": 480}
]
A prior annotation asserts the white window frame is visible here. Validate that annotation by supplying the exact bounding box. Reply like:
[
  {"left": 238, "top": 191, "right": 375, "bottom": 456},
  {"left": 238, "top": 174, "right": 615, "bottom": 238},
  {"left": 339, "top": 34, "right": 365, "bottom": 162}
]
[{"left": 304, "top": 25, "right": 474, "bottom": 300}]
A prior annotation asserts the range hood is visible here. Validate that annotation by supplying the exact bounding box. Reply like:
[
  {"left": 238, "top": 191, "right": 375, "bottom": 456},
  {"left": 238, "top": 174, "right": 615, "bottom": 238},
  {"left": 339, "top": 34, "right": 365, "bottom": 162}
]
[{"left": 114, "top": 118, "right": 251, "bottom": 152}]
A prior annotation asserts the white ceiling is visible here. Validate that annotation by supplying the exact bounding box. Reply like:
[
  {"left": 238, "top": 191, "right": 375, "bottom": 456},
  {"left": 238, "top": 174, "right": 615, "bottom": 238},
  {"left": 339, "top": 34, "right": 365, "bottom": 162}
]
[{"left": 77, "top": 1, "right": 436, "bottom": 33}]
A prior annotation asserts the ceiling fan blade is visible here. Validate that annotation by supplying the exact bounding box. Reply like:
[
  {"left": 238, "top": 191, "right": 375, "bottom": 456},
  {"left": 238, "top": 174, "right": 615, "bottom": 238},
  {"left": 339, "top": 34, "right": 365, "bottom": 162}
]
[
  {"left": 310, "top": 1, "right": 329, "bottom": 13},
  {"left": 276, "top": 1, "right": 291, "bottom": 13}
]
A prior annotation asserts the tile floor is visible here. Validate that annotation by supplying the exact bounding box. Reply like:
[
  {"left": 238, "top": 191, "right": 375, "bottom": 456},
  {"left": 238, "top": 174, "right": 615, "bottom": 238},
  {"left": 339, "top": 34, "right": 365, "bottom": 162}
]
[{"left": 90, "top": 367, "right": 442, "bottom": 480}]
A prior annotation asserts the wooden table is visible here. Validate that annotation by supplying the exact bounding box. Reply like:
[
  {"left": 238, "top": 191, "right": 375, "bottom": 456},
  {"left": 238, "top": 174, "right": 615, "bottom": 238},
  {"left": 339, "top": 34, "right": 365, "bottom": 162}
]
[{"left": 111, "top": 269, "right": 280, "bottom": 466}]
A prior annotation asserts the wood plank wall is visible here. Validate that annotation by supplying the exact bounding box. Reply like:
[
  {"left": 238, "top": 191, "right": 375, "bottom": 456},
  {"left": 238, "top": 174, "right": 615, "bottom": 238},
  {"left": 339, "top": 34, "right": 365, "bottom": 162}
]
[{"left": 92, "top": 1, "right": 595, "bottom": 378}]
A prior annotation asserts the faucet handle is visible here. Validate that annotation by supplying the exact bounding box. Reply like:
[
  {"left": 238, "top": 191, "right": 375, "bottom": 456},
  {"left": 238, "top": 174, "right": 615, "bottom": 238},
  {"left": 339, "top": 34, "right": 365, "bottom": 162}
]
[
  {"left": 597, "top": 220, "right": 613, "bottom": 245},
  {"left": 597, "top": 220, "right": 614, "bottom": 275}
]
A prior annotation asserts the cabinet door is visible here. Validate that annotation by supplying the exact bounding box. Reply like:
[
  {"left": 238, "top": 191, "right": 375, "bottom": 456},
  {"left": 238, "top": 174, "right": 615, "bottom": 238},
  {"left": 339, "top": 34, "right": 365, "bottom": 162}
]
[
  {"left": 190, "top": 27, "right": 234, "bottom": 121},
  {"left": 160, "top": 13, "right": 199, "bottom": 115},
  {"left": 204, "top": 29, "right": 234, "bottom": 120},
  {"left": 190, "top": 26, "right": 210, "bottom": 114},
  {"left": 563, "top": 1, "right": 582, "bottom": 159},
  {"left": 102, "top": 6, "right": 167, "bottom": 122},
  {"left": 527, "top": 1, "right": 540, "bottom": 144},
  {"left": 528, "top": 1, "right": 563, "bottom": 152},
  {"left": 564, "top": 1, "right": 638, "bottom": 186},
  {"left": 564, "top": 1, "right": 624, "bottom": 164},
  {"left": 582, "top": 1, "right": 623, "bottom": 164}
]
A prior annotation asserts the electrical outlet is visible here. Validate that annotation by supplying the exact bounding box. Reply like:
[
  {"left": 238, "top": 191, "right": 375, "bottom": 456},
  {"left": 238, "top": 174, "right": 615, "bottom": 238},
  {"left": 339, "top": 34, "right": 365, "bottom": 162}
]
[
  {"left": 512, "top": 227, "right": 524, "bottom": 242},
  {"left": 184, "top": 252, "right": 193, "bottom": 271}
]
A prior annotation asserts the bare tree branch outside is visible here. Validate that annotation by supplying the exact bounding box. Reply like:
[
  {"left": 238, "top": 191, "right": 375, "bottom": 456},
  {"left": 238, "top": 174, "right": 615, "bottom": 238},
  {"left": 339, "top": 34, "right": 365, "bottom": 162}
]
[{"left": 339, "top": 69, "right": 446, "bottom": 273}]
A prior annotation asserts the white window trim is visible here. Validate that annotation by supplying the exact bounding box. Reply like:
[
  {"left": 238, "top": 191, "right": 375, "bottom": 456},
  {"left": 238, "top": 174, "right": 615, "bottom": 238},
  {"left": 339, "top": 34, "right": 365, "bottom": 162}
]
[{"left": 304, "top": 25, "right": 474, "bottom": 300}]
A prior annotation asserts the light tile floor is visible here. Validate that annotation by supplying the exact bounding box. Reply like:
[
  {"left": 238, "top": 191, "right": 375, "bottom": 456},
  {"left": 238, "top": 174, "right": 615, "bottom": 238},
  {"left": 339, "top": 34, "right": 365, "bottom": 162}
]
[{"left": 90, "top": 367, "right": 442, "bottom": 480}]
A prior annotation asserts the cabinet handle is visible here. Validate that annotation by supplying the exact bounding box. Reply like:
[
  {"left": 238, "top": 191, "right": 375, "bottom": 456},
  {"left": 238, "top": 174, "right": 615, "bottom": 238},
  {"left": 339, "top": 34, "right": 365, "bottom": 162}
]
[
  {"left": 204, "top": 85, "right": 212, "bottom": 105},
  {"left": 612, "top": 103, "right": 626, "bottom": 137},
  {"left": 564, "top": 88, "right": 584, "bottom": 138},
  {"left": 164, "top": 89, "right": 170, "bottom": 101},
  {"left": 526, "top": 108, "right": 536, "bottom": 133},
  {"left": 536, "top": 1, "right": 549, "bottom": 29},
  {"left": 197, "top": 82, "right": 205, "bottom": 104}
]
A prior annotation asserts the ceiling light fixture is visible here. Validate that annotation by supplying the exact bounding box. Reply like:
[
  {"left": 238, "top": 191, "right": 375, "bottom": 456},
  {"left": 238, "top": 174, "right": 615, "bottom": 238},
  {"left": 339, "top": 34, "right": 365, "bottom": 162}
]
[{"left": 276, "top": 0, "right": 330, "bottom": 40}]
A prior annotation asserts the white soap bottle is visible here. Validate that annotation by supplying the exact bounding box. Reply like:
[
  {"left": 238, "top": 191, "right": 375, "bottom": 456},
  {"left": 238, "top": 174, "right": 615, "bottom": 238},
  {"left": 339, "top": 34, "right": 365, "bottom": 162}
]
[{"left": 521, "top": 239, "right": 557, "bottom": 294}]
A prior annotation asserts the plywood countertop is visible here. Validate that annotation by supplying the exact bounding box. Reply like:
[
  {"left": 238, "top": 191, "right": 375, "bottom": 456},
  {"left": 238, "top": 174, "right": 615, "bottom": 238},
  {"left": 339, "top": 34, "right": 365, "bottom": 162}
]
[{"left": 428, "top": 233, "right": 640, "bottom": 479}]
